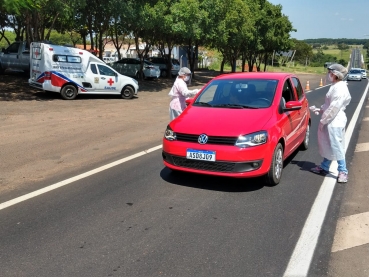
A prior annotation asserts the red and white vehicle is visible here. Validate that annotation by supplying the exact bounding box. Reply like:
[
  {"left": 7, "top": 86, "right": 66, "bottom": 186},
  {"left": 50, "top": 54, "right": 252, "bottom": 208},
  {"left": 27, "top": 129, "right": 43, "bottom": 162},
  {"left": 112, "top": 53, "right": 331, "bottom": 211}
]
[{"left": 29, "top": 42, "right": 139, "bottom": 100}]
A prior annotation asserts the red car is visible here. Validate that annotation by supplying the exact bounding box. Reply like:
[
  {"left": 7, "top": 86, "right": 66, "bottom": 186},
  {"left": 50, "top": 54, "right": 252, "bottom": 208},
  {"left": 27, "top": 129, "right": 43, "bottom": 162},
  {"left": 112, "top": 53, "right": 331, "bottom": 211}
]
[{"left": 162, "top": 72, "right": 311, "bottom": 185}]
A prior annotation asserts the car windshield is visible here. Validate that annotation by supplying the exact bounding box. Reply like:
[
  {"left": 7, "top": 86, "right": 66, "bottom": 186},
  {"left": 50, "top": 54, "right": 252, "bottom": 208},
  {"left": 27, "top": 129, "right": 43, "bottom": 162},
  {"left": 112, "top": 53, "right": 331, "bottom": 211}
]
[
  {"left": 361, "top": 70, "right": 366, "bottom": 73},
  {"left": 193, "top": 79, "right": 278, "bottom": 109},
  {"left": 172, "top": 59, "right": 180, "bottom": 65},
  {"left": 350, "top": 70, "right": 361, "bottom": 74}
]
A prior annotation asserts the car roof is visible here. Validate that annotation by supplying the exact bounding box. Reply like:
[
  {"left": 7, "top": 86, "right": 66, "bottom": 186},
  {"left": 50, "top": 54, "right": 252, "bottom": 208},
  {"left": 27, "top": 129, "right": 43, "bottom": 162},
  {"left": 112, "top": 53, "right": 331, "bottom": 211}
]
[{"left": 213, "top": 72, "right": 295, "bottom": 81}]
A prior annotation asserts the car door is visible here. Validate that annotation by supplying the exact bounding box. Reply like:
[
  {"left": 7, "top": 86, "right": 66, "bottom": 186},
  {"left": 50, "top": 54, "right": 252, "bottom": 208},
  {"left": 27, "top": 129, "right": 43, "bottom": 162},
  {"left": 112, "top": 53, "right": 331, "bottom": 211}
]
[
  {"left": 2, "top": 42, "right": 21, "bottom": 69},
  {"left": 280, "top": 78, "right": 301, "bottom": 155},
  {"left": 94, "top": 64, "right": 120, "bottom": 93},
  {"left": 291, "top": 76, "right": 309, "bottom": 144}
]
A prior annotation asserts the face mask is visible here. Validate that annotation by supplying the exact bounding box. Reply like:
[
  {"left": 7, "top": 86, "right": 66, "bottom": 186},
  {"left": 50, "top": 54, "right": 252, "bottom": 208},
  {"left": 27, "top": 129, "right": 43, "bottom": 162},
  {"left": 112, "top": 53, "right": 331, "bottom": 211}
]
[{"left": 184, "top": 76, "right": 190, "bottom": 82}]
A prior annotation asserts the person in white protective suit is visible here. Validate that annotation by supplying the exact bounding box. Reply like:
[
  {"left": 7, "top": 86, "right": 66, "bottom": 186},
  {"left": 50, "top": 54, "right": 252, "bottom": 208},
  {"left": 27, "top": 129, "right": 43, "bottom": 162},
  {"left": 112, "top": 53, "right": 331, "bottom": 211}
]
[
  {"left": 309, "top": 63, "right": 351, "bottom": 183},
  {"left": 169, "top": 67, "right": 200, "bottom": 121}
]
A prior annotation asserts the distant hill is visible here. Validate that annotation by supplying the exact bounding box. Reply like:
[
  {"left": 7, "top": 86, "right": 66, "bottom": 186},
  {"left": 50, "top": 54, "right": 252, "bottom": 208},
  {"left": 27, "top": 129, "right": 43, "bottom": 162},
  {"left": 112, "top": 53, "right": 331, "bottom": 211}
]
[{"left": 302, "top": 38, "right": 368, "bottom": 45}]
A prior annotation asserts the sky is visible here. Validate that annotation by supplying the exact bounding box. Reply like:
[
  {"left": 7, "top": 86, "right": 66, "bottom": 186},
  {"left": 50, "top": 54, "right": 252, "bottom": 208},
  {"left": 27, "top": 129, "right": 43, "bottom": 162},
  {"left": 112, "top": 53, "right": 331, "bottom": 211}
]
[{"left": 268, "top": 0, "right": 369, "bottom": 40}]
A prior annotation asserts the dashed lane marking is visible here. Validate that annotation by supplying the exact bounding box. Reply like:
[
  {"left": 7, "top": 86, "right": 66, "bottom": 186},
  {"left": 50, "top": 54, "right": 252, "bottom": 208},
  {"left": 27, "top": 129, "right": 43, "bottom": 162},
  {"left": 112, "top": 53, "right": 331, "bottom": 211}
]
[{"left": 331, "top": 211, "right": 369, "bottom": 252}]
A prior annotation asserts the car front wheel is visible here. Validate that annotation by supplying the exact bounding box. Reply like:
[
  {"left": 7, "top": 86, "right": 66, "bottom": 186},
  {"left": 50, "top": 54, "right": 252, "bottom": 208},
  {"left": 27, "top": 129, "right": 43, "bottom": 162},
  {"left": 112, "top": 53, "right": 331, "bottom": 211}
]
[
  {"left": 121, "top": 85, "right": 134, "bottom": 99},
  {"left": 300, "top": 123, "right": 310, "bottom": 150},
  {"left": 265, "top": 143, "right": 284, "bottom": 186}
]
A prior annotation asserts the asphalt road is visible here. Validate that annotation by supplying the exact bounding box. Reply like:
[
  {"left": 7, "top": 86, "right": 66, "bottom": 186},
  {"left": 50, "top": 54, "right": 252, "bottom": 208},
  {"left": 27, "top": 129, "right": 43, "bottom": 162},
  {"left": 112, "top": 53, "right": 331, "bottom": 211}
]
[{"left": 0, "top": 78, "right": 367, "bottom": 276}]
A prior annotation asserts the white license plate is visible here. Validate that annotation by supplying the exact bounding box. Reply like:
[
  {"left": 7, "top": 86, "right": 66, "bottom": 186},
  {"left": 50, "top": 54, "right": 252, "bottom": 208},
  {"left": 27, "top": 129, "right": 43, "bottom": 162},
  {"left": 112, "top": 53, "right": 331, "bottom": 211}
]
[{"left": 186, "top": 149, "right": 216, "bottom": 161}]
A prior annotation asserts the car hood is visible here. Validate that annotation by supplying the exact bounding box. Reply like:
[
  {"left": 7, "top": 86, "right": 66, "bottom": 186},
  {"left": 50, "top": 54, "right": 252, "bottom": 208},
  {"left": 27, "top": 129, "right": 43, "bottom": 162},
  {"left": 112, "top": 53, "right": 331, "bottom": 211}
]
[{"left": 171, "top": 106, "right": 273, "bottom": 136}]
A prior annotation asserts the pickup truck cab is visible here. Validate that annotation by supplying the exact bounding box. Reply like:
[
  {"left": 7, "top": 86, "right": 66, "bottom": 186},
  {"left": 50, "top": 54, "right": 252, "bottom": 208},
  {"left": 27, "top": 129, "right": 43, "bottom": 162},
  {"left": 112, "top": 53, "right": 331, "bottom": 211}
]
[{"left": 0, "top": 41, "right": 30, "bottom": 74}]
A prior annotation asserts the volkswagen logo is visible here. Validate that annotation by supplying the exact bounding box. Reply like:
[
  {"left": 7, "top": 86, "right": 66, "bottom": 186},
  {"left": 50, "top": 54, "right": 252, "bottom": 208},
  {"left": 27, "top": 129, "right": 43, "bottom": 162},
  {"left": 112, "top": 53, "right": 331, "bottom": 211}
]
[{"left": 198, "top": 134, "right": 208, "bottom": 144}]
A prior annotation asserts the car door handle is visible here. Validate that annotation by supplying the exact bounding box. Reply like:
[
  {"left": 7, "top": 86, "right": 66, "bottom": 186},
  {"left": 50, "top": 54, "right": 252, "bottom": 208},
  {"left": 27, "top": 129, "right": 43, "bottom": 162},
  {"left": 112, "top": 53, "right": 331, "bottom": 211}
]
[{"left": 101, "top": 77, "right": 106, "bottom": 80}]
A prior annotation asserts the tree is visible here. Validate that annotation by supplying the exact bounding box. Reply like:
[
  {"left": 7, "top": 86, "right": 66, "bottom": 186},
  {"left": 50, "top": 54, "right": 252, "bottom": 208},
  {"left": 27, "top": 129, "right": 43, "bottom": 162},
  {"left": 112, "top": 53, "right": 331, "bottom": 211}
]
[{"left": 292, "top": 39, "right": 313, "bottom": 65}]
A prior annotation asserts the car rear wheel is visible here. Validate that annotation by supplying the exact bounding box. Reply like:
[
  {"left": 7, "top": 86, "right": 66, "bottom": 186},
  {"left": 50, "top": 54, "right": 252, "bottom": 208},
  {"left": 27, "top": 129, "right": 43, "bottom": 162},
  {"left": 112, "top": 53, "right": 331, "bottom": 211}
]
[
  {"left": 300, "top": 123, "right": 310, "bottom": 150},
  {"left": 60, "top": 84, "right": 77, "bottom": 100},
  {"left": 121, "top": 85, "right": 134, "bottom": 99},
  {"left": 161, "top": 70, "right": 168, "bottom": 78},
  {"left": 265, "top": 143, "right": 283, "bottom": 186}
]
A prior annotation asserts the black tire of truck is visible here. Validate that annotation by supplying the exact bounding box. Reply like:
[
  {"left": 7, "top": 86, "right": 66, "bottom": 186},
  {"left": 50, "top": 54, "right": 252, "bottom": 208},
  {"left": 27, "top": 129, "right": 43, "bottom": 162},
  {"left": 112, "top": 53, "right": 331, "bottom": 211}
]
[
  {"left": 0, "top": 64, "right": 5, "bottom": 74},
  {"left": 61, "top": 84, "right": 78, "bottom": 100},
  {"left": 121, "top": 85, "right": 135, "bottom": 99}
]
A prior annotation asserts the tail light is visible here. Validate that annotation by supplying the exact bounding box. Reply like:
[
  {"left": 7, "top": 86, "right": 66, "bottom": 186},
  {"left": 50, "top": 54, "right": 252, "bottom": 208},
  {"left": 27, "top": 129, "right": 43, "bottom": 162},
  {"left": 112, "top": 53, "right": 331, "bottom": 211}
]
[{"left": 44, "top": 71, "right": 51, "bottom": 80}]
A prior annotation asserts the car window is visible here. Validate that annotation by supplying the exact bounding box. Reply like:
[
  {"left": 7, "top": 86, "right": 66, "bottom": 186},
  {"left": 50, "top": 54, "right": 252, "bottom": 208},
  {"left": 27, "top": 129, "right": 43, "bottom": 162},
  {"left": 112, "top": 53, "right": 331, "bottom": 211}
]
[
  {"left": 90, "top": 64, "right": 98, "bottom": 74},
  {"left": 7, "top": 42, "right": 20, "bottom": 53},
  {"left": 97, "top": 64, "right": 116, "bottom": 76},
  {"left": 291, "top": 77, "right": 304, "bottom": 100},
  {"left": 172, "top": 59, "right": 180, "bottom": 65},
  {"left": 350, "top": 70, "right": 360, "bottom": 74},
  {"left": 194, "top": 79, "right": 277, "bottom": 108},
  {"left": 282, "top": 79, "right": 296, "bottom": 103}
]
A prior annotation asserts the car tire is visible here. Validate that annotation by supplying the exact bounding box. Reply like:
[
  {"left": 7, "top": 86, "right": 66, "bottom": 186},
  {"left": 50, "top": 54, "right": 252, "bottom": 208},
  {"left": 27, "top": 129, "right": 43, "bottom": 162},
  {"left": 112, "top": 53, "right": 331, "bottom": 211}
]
[
  {"left": 265, "top": 143, "right": 284, "bottom": 186},
  {"left": 0, "top": 64, "right": 5, "bottom": 74},
  {"left": 121, "top": 85, "right": 134, "bottom": 99},
  {"left": 300, "top": 123, "right": 310, "bottom": 150},
  {"left": 60, "top": 84, "right": 77, "bottom": 100},
  {"left": 161, "top": 70, "right": 168, "bottom": 78}
]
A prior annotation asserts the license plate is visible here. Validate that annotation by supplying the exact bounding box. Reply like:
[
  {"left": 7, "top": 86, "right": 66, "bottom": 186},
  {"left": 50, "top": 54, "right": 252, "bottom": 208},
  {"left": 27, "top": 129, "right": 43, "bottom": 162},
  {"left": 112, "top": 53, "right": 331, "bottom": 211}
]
[{"left": 186, "top": 149, "right": 216, "bottom": 161}]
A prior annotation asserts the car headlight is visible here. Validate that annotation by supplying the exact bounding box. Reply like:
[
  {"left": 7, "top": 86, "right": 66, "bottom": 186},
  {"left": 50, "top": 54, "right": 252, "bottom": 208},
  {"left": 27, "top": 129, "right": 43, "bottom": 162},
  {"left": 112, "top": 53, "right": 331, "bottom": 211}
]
[
  {"left": 235, "top": 131, "right": 267, "bottom": 148},
  {"left": 164, "top": 125, "right": 176, "bottom": 141}
]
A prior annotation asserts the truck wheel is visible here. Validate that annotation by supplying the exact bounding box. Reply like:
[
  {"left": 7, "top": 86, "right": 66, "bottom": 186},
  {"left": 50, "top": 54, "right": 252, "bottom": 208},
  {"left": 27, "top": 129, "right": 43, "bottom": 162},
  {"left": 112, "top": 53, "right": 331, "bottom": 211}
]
[
  {"left": 0, "top": 64, "right": 5, "bottom": 74},
  {"left": 265, "top": 143, "right": 284, "bottom": 186},
  {"left": 121, "top": 85, "right": 134, "bottom": 99},
  {"left": 61, "top": 85, "right": 77, "bottom": 100}
]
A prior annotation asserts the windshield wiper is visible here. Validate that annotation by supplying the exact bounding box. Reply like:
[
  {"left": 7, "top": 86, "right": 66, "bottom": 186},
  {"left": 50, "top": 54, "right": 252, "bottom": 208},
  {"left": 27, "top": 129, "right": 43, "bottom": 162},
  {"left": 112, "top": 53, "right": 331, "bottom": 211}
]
[
  {"left": 193, "top": 102, "right": 213, "bottom": 107},
  {"left": 213, "top": 104, "right": 258, "bottom": 109}
]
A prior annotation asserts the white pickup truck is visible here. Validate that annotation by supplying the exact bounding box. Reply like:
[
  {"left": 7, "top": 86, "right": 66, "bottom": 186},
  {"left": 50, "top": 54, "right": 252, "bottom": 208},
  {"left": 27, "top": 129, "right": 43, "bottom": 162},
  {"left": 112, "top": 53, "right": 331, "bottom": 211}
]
[{"left": 0, "top": 41, "right": 30, "bottom": 74}]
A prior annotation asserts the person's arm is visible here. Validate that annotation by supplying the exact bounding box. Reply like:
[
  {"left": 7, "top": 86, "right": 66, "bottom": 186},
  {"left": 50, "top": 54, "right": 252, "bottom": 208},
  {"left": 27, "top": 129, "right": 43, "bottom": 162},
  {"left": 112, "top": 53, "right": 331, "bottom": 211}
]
[{"left": 178, "top": 80, "right": 199, "bottom": 97}]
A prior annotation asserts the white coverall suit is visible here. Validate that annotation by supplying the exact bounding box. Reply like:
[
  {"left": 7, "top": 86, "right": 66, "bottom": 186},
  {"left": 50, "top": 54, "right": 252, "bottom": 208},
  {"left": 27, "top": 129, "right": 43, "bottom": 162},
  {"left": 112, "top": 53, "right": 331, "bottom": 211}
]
[
  {"left": 169, "top": 78, "right": 199, "bottom": 121},
  {"left": 318, "top": 81, "right": 351, "bottom": 171}
]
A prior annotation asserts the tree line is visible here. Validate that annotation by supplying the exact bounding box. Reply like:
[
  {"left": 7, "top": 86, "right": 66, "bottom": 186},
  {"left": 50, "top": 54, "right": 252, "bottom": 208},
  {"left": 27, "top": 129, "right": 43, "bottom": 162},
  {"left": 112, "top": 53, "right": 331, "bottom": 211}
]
[{"left": 0, "top": 0, "right": 295, "bottom": 77}]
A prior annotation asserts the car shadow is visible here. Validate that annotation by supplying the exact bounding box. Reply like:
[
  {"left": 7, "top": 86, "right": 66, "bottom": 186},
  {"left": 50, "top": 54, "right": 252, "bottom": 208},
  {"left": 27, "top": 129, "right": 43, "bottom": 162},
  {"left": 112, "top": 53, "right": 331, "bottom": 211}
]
[{"left": 160, "top": 167, "right": 269, "bottom": 192}]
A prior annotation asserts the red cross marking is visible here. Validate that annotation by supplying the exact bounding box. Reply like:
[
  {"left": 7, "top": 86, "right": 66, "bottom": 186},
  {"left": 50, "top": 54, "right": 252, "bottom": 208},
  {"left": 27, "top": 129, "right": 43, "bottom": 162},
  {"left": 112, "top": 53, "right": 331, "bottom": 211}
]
[
  {"left": 107, "top": 78, "right": 114, "bottom": 86},
  {"left": 34, "top": 50, "right": 39, "bottom": 58}
]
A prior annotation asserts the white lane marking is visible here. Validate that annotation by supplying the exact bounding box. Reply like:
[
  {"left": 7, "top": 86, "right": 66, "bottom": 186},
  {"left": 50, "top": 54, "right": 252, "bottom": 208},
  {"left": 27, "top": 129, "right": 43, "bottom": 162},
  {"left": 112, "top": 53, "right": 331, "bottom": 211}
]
[
  {"left": 283, "top": 81, "right": 369, "bottom": 277},
  {"left": 0, "top": 145, "right": 163, "bottom": 211},
  {"left": 363, "top": 117, "right": 369, "bottom": 121},
  {"left": 331, "top": 211, "right": 369, "bottom": 252},
  {"left": 355, "top": 142, "right": 369, "bottom": 152}
]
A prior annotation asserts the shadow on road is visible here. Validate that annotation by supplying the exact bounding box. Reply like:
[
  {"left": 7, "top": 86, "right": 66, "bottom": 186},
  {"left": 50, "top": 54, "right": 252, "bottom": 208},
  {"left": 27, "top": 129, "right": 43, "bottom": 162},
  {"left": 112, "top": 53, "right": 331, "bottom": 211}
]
[{"left": 160, "top": 167, "right": 269, "bottom": 193}]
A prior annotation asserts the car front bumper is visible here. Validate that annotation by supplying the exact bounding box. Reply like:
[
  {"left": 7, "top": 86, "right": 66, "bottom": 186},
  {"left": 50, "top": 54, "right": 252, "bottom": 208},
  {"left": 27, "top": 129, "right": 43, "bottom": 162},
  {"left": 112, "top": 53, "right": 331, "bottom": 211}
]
[{"left": 162, "top": 139, "right": 274, "bottom": 178}]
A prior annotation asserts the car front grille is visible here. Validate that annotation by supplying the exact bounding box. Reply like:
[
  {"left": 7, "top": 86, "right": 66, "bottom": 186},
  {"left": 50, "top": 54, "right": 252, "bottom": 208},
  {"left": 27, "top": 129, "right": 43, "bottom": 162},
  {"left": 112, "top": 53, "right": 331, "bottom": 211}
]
[
  {"left": 172, "top": 156, "right": 236, "bottom": 172},
  {"left": 176, "top": 133, "right": 237, "bottom": 146}
]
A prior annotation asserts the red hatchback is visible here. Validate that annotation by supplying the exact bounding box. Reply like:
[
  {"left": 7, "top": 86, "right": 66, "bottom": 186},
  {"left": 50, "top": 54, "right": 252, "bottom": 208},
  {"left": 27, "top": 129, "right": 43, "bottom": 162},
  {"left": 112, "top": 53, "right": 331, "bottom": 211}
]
[{"left": 162, "top": 72, "right": 310, "bottom": 185}]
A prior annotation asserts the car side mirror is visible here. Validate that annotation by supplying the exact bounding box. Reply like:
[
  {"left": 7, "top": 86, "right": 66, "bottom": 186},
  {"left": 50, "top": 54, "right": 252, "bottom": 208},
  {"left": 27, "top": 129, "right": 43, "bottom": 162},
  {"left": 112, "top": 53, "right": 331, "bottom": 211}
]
[
  {"left": 283, "top": 101, "right": 302, "bottom": 111},
  {"left": 186, "top": 98, "right": 194, "bottom": 106}
]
